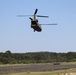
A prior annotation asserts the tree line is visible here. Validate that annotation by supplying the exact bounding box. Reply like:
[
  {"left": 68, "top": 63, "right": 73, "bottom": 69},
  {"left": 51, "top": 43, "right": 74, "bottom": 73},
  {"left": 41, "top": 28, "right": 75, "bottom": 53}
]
[{"left": 0, "top": 50, "right": 76, "bottom": 64}]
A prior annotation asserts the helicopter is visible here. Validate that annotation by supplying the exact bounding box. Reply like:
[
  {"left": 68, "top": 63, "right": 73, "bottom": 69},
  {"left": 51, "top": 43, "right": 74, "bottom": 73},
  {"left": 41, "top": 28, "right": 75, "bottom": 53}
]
[{"left": 17, "top": 9, "right": 57, "bottom": 32}]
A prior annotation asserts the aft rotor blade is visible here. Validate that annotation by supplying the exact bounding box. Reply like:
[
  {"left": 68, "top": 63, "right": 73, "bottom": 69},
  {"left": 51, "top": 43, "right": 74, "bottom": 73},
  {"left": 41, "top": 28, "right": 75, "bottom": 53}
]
[
  {"left": 34, "top": 9, "right": 38, "bottom": 15},
  {"left": 37, "top": 15, "right": 49, "bottom": 18},
  {"left": 40, "top": 24, "right": 57, "bottom": 25},
  {"left": 17, "top": 15, "right": 33, "bottom": 17}
]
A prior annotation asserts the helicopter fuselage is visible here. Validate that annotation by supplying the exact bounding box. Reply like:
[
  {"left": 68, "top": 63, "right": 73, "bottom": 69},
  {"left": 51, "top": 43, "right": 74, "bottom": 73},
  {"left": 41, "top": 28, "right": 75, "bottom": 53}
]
[
  {"left": 18, "top": 9, "right": 57, "bottom": 32},
  {"left": 31, "top": 20, "right": 42, "bottom": 32}
]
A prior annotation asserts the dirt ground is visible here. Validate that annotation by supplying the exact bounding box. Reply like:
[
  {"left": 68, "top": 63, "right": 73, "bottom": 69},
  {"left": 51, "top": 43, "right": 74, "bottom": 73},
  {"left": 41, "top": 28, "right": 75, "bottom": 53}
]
[
  {"left": 57, "top": 73, "right": 76, "bottom": 75},
  {"left": 66, "top": 73, "right": 76, "bottom": 75},
  {"left": 0, "top": 63, "right": 76, "bottom": 74}
]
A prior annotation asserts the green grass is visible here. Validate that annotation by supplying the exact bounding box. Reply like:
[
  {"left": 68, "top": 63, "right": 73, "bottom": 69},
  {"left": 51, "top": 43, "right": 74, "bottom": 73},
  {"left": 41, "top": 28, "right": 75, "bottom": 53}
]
[
  {"left": 1, "top": 62, "right": 76, "bottom": 75},
  {"left": 3, "top": 71, "right": 61, "bottom": 75},
  {"left": 4, "top": 69, "right": 76, "bottom": 75},
  {"left": 5, "top": 72, "right": 54, "bottom": 75}
]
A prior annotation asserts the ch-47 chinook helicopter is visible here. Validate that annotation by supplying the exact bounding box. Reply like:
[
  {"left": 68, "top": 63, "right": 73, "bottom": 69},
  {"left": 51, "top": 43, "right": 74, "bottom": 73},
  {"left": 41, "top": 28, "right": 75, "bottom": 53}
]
[{"left": 17, "top": 9, "right": 57, "bottom": 32}]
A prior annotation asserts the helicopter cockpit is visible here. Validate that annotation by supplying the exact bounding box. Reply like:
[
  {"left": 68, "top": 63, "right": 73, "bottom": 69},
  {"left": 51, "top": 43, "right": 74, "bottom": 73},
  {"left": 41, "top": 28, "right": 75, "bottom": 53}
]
[{"left": 31, "top": 21, "right": 36, "bottom": 25}]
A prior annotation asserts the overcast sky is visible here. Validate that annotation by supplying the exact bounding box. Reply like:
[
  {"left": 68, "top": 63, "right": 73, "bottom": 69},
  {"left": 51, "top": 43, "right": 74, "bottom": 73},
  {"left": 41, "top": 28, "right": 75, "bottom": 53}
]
[{"left": 0, "top": 0, "right": 76, "bottom": 53}]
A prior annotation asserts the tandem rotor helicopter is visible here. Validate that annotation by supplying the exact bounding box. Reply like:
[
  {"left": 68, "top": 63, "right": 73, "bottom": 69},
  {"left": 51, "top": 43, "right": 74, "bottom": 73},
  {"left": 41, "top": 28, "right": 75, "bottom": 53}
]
[{"left": 17, "top": 9, "right": 57, "bottom": 32}]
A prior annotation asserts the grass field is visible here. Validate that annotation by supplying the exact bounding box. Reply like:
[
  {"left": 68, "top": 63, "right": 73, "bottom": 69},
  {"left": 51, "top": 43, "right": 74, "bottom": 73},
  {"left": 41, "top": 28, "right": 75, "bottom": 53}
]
[
  {"left": 1, "top": 62, "right": 76, "bottom": 75},
  {"left": 5, "top": 69, "right": 76, "bottom": 75}
]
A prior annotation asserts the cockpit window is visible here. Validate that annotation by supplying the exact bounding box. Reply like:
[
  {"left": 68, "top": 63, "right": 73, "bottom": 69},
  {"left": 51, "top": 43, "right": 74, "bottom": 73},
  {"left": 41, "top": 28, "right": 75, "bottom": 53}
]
[{"left": 32, "top": 21, "right": 36, "bottom": 24}]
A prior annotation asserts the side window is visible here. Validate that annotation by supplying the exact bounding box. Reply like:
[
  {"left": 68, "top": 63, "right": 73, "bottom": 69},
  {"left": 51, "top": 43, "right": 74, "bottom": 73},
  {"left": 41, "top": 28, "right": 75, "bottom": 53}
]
[{"left": 32, "top": 21, "right": 36, "bottom": 24}]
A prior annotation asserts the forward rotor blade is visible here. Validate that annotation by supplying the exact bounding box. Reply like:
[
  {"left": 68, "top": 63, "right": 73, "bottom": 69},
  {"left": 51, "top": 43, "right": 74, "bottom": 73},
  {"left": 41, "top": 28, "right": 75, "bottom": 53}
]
[
  {"left": 34, "top": 9, "right": 38, "bottom": 15},
  {"left": 37, "top": 15, "right": 49, "bottom": 18},
  {"left": 17, "top": 15, "right": 33, "bottom": 17},
  {"left": 40, "top": 24, "right": 57, "bottom": 25}
]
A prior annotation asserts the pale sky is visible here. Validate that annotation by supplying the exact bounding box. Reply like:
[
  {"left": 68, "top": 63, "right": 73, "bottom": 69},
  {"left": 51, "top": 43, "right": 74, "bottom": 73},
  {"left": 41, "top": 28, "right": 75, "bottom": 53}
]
[{"left": 0, "top": 0, "right": 76, "bottom": 53}]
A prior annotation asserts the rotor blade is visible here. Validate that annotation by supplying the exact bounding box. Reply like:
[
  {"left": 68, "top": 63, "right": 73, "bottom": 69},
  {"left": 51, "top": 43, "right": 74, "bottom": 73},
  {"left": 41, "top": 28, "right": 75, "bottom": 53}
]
[
  {"left": 17, "top": 15, "right": 33, "bottom": 17},
  {"left": 40, "top": 23, "right": 57, "bottom": 25},
  {"left": 34, "top": 9, "right": 38, "bottom": 15},
  {"left": 37, "top": 15, "right": 49, "bottom": 18}
]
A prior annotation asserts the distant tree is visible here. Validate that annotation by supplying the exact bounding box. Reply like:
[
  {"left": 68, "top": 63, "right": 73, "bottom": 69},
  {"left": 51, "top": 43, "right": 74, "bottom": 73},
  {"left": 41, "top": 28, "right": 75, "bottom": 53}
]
[
  {"left": 5, "top": 50, "right": 11, "bottom": 54},
  {"left": 5, "top": 50, "right": 12, "bottom": 57},
  {"left": 66, "top": 52, "right": 76, "bottom": 62},
  {"left": 0, "top": 57, "right": 9, "bottom": 64},
  {"left": 0, "top": 51, "right": 76, "bottom": 64}
]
